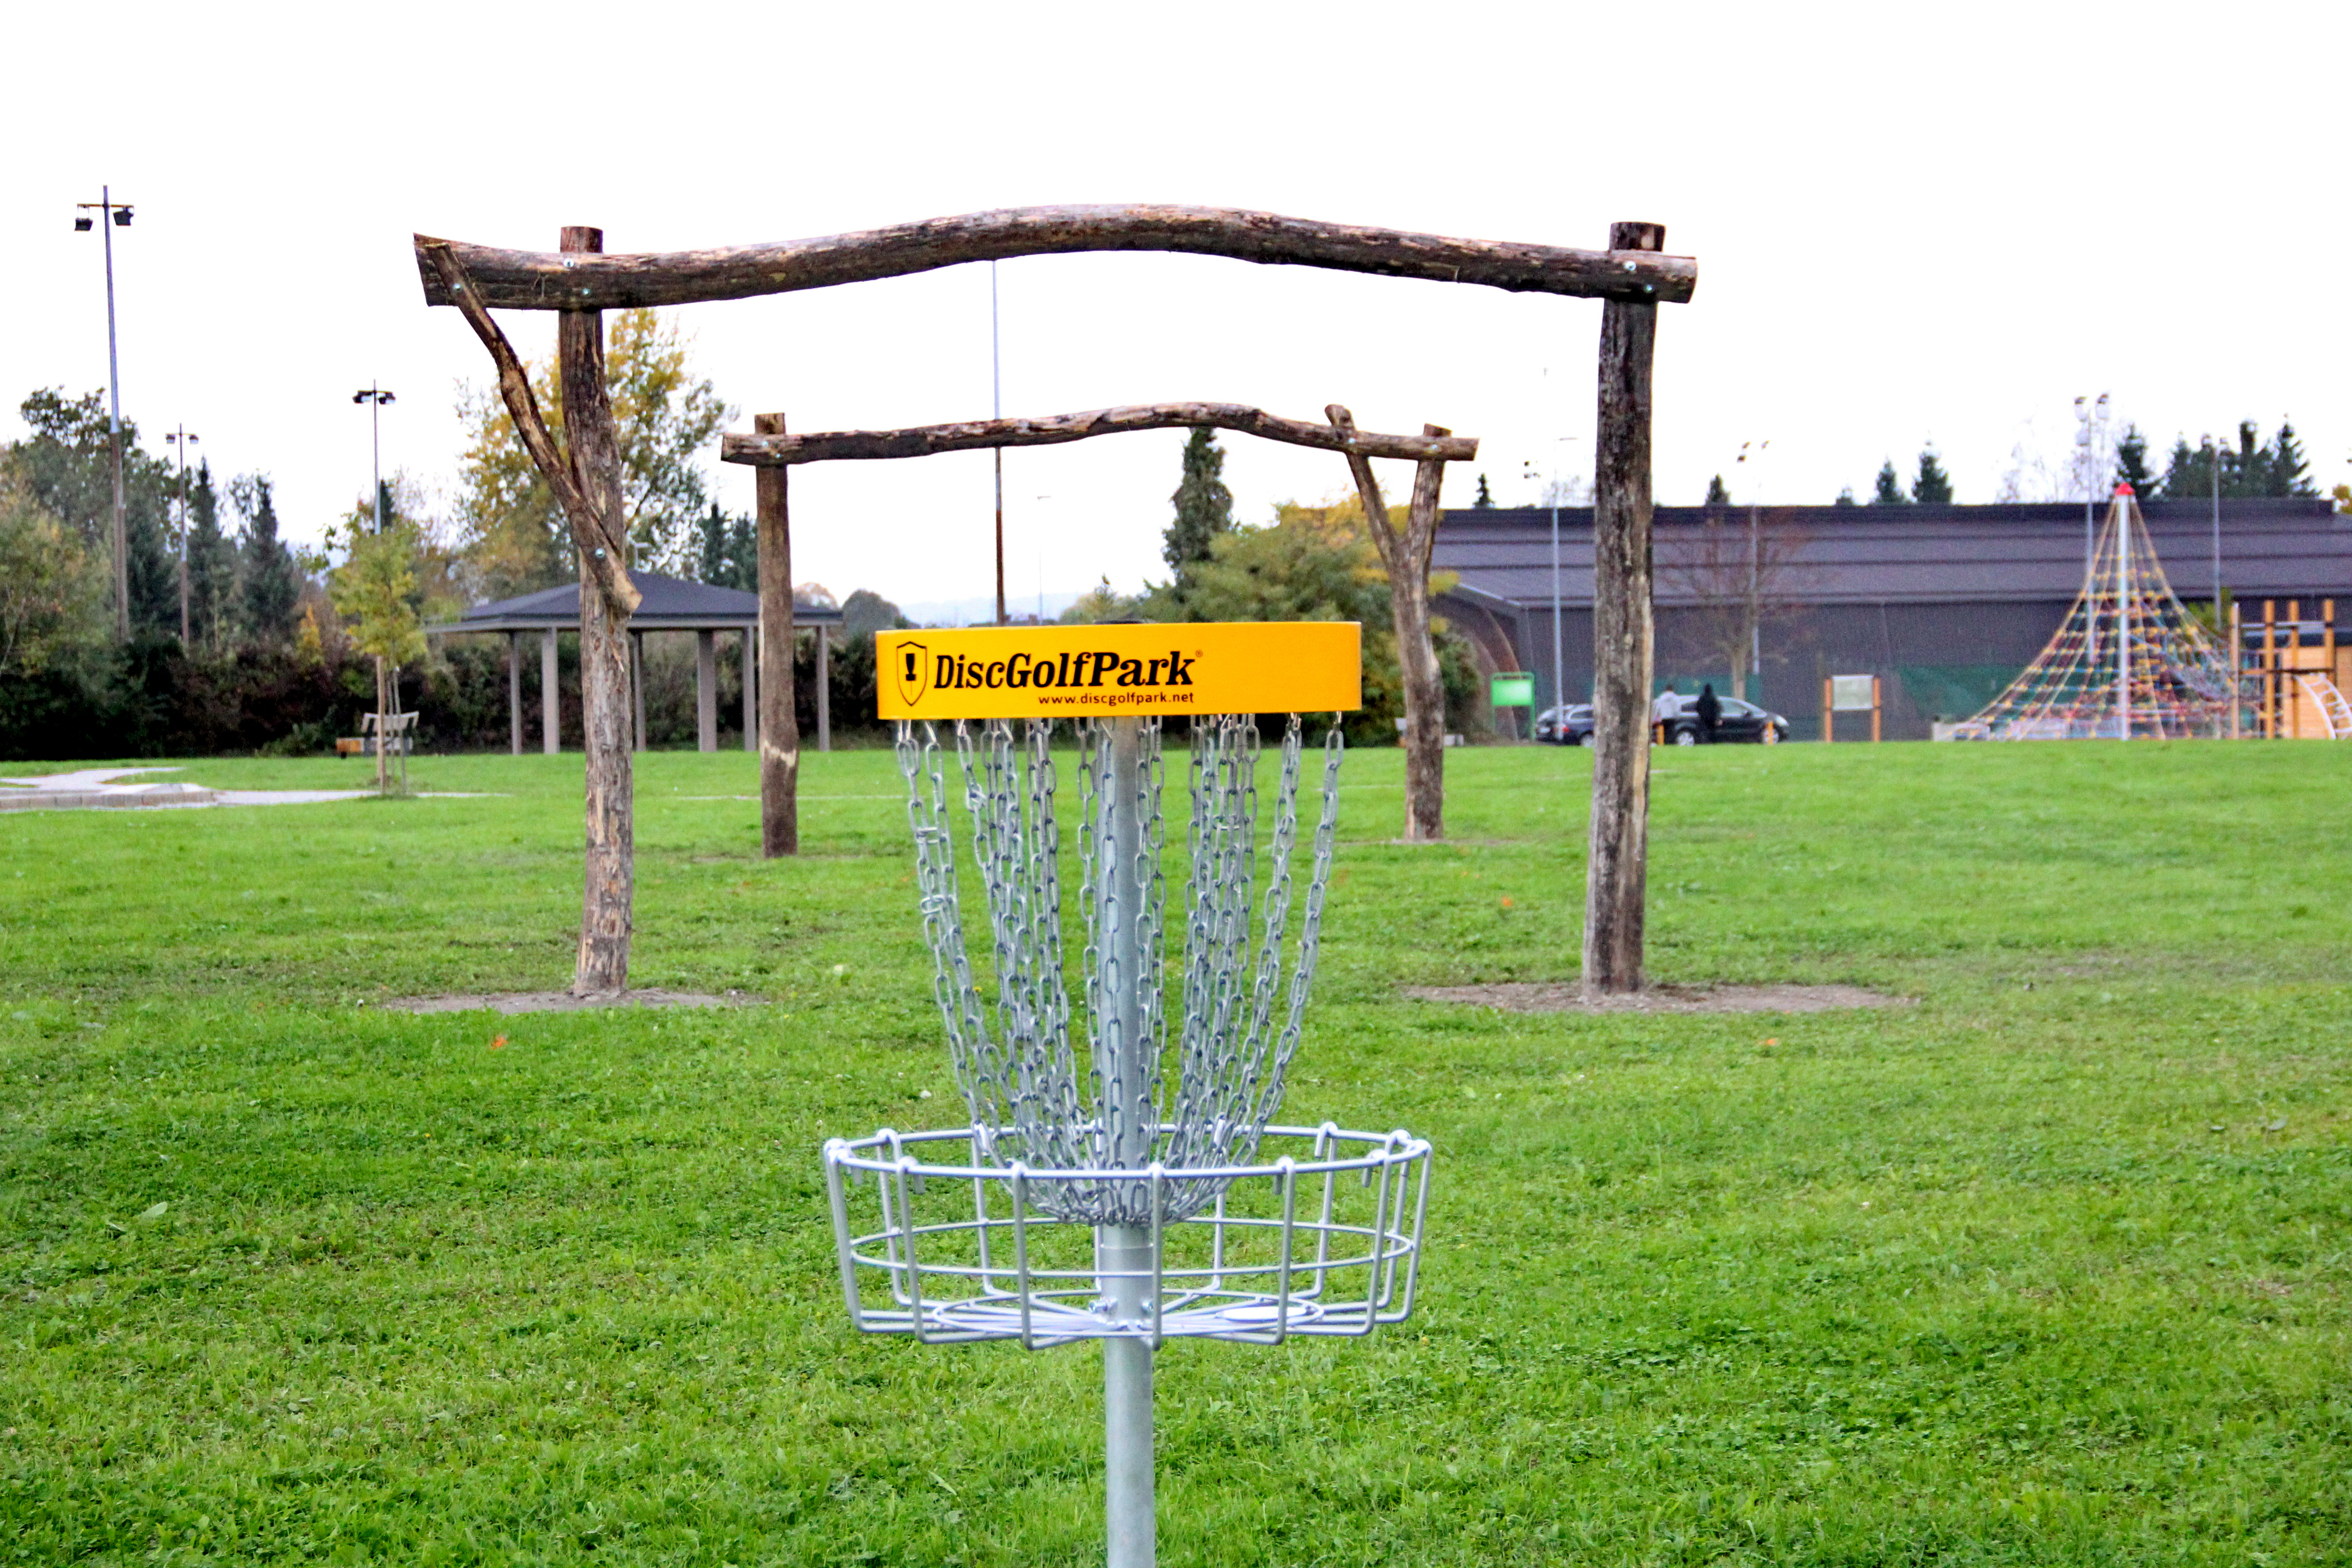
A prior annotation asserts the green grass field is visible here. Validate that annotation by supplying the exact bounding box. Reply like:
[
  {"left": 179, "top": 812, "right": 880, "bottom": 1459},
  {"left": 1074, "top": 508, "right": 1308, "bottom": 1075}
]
[{"left": 2, "top": 740, "right": 2347, "bottom": 1566}]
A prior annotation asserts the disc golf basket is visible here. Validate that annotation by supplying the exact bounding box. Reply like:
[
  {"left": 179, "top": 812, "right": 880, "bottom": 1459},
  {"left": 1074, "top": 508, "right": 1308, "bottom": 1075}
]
[{"left": 823, "top": 622, "right": 1431, "bottom": 1568}]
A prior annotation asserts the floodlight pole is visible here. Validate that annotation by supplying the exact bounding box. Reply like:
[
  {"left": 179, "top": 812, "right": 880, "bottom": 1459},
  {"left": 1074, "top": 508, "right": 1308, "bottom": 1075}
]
[
  {"left": 76, "top": 187, "right": 132, "bottom": 640},
  {"left": 992, "top": 262, "right": 1007, "bottom": 625},
  {"left": 1097, "top": 715, "right": 1155, "bottom": 1568},
  {"left": 353, "top": 386, "right": 396, "bottom": 531},
  {"left": 166, "top": 428, "right": 197, "bottom": 642},
  {"left": 2206, "top": 432, "right": 2221, "bottom": 612}
]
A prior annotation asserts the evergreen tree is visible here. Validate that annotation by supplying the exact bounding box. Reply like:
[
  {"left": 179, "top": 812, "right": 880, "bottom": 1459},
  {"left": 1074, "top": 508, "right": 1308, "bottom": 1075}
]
[
  {"left": 1835, "top": 487, "right": 1857, "bottom": 507},
  {"left": 2114, "top": 425, "right": 2156, "bottom": 497},
  {"left": 1471, "top": 473, "right": 1494, "bottom": 508},
  {"left": 233, "top": 475, "right": 302, "bottom": 644},
  {"left": 1164, "top": 427, "right": 1234, "bottom": 577},
  {"left": 2269, "top": 421, "right": 2316, "bottom": 497},
  {"left": 1911, "top": 448, "right": 1954, "bottom": 504},
  {"left": 185, "top": 460, "right": 237, "bottom": 648},
  {"left": 694, "top": 502, "right": 757, "bottom": 590},
  {"left": 1871, "top": 461, "right": 1910, "bottom": 505},
  {"left": 1705, "top": 473, "right": 1731, "bottom": 506}
]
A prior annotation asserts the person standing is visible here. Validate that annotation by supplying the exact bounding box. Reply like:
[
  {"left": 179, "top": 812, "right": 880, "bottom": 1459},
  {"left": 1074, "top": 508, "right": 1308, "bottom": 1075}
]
[{"left": 1696, "top": 681, "right": 1722, "bottom": 743}]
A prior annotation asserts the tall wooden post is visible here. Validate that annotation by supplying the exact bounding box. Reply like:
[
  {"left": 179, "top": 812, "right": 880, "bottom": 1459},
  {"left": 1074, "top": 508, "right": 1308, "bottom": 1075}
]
[
  {"left": 741, "top": 628, "right": 756, "bottom": 752},
  {"left": 816, "top": 626, "right": 833, "bottom": 753},
  {"left": 1583, "top": 220, "right": 1665, "bottom": 998},
  {"left": 756, "top": 412, "right": 799, "bottom": 856},
  {"left": 2228, "top": 601, "right": 2241, "bottom": 740},
  {"left": 542, "top": 630, "right": 560, "bottom": 755},
  {"left": 560, "top": 225, "right": 635, "bottom": 995},
  {"left": 696, "top": 629, "right": 718, "bottom": 752}
]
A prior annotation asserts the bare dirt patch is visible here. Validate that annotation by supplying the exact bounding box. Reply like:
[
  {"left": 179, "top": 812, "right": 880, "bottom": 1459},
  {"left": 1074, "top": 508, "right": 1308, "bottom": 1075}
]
[
  {"left": 379, "top": 989, "right": 755, "bottom": 1015},
  {"left": 1403, "top": 982, "right": 1911, "bottom": 1015}
]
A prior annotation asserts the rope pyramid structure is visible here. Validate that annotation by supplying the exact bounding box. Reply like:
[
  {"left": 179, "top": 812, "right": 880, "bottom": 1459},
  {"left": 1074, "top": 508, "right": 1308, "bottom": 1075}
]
[{"left": 1951, "top": 485, "right": 2241, "bottom": 740}]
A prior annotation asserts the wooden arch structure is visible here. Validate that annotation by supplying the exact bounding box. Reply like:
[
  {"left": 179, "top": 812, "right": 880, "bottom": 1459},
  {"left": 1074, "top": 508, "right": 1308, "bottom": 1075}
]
[
  {"left": 414, "top": 205, "right": 1696, "bottom": 997},
  {"left": 722, "top": 400, "right": 1474, "bottom": 853}
]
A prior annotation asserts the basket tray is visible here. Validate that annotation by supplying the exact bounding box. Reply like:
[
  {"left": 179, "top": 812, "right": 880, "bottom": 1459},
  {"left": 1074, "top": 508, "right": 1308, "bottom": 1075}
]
[{"left": 823, "top": 1122, "right": 1431, "bottom": 1348}]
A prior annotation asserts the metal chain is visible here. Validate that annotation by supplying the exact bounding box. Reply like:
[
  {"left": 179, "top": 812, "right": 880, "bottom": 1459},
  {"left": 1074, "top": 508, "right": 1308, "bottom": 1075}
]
[{"left": 897, "top": 713, "right": 1343, "bottom": 1224}]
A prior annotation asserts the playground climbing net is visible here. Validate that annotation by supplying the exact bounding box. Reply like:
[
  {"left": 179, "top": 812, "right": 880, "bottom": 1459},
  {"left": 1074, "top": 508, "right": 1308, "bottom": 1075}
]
[{"left": 1950, "top": 487, "right": 2242, "bottom": 740}]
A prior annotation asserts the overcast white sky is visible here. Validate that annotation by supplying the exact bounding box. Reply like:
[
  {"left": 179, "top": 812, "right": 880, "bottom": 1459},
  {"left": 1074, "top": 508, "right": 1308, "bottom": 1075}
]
[{"left": 6, "top": 0, "right": 2344, "bottom": 613}]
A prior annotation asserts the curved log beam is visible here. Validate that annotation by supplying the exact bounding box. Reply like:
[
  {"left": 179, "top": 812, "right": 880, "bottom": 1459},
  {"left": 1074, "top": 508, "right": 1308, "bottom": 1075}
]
[
  {"left": 721, "top": 402, "right": 1478, "bottom": 467},
  {"left": 415, "top": 205, "right": 1696, "bottom": 311}
]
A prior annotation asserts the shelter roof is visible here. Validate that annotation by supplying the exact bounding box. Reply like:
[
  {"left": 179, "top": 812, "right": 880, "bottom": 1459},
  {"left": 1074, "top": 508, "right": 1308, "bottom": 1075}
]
[
  {"left": 1435, "top": 499, "right": 2352, "bottom": 609},
  {"left": 430, "top": 571, "right": 844, "bottom": 633}
]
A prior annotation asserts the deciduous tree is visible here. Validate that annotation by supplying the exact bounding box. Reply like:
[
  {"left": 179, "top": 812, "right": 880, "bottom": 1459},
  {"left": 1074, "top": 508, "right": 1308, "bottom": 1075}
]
[
  {"left": 0, "top": 469, "right": 102, "bottom": 673},
  {"left": 330, "top": 524, "right": 429, "bottom": 792},
  {"left": 454, "top": 309, "right": 733, "bottom": 595}
]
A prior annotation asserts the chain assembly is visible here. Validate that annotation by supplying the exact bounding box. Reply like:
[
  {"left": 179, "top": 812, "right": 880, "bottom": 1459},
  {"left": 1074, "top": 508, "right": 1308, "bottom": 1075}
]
[{"left": 893, "top": 714, "right": 1343, "bottom": 1224}]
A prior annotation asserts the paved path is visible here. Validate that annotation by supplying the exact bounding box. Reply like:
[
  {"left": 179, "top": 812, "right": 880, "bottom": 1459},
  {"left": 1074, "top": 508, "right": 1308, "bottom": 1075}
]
[{"left": 0, "top": 767, "right": 372, "bottom": 811}]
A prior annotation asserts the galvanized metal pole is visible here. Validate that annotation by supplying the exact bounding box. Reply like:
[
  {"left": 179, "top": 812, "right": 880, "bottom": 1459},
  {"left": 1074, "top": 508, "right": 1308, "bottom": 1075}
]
[
  {"left": 371, "top": 388, "right": 385, "bottom": 533},
  {"left": 173, "top": 428, "right": 190, "bottom": 643},
  {"left": 992, "top": 262, "right": 1006, "bottom": 626},
  {"left": 2210, "top": 436, "right": 2221, "bottom": 615},
  {"left": 1096, "top": 716, "right": 1154, "bottom": 1568},
  {"left": 102, "top": 186, "right": 127, "bottom": 641},
  {"left": 1548, "top": 495, "right": 1562, "bottom": 725}
]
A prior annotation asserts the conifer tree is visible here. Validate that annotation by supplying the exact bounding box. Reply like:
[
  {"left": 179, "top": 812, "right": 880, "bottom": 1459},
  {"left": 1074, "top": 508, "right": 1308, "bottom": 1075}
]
[
  {"left": 1705, "top": 473, "right": 1731, "bottom": 506},
  {"left": 1834, "top": 487, "right": 1857, "bottom": 507},
  {"left": 1911, "top": 448, "right": 1954, "bottom": 504},
  {"left": 1163, "top": 427, "right": 1234, "bottom": 577},
  {"left": 2269, "top": 421, "right": 2315, "bottom": 497},
  {"left": 1472, "top": 473, "right": 1494, "bottom": 509},
  {"left": 2114, "top": 425, "right": 2156, "bottom": 497},
  {"left": 233, "top": 475, "right": 302, "bottom": 644},
  {"left": 1871, "top": 461, "right": 1910, "bottom": 505},
  {"left": 185, "top": 460, "right": 237, "bottom": 648}
]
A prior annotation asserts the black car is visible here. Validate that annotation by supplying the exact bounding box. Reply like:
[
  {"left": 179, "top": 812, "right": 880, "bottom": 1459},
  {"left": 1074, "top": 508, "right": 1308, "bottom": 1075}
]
[
  {"left": 1538, "top": 697, "right": 1789, "bottom": 745},
  {"left": 1534, "top": 703, "right": 1594, "bottom": 744},
  {"left": 1655, "top": 693, "right": 1790, "bottom": 745}
]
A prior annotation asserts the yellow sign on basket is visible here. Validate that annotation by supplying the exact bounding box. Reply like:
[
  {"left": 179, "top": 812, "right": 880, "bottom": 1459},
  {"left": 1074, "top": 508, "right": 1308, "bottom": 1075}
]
[{"left": 875, "top": 622, "right": 1361, "bottom": 720}]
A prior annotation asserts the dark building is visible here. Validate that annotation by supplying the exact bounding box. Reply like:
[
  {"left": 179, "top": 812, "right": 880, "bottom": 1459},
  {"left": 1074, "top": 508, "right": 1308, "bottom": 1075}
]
[{"left": 1434, "top": 499, "right": 2352, "bottom": 740}]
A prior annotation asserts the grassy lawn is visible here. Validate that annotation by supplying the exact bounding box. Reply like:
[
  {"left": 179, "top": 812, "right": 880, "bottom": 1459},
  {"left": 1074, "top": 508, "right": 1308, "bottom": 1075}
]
[{"left": 1, "top": 739, "right": 2347, "bottom": 1565}]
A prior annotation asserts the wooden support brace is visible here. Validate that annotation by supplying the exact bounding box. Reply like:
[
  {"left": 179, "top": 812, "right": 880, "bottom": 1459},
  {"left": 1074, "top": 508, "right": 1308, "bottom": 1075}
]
[
  {"left": 724, "top": 402, "right": 1476, "bottom": 467},
  {"left": 416, "top": 204, "right": 1698, "bottom": 312},
  {"left": 417, "top": 238, "right": 641, "bottom": 618}
]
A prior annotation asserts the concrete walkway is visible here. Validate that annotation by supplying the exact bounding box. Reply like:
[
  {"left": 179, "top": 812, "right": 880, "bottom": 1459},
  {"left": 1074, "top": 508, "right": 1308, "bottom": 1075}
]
[{"left": 0, "top": 767, "right": 372, "bottom": 811}]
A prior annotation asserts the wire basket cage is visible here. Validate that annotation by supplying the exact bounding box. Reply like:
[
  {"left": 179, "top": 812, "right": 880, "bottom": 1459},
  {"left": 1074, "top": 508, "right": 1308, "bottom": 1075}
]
[{"left": 824, "top": 1121, "right": 1431, "bottom": 1348}]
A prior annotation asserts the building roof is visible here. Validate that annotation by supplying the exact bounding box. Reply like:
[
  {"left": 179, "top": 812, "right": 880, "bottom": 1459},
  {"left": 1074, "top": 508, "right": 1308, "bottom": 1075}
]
[
  {"left": 430, "top": 570, "right": 844, "bottom": 633},
  {"left": 1435, "top": 499, "right": 2352, "bottom": 610}
]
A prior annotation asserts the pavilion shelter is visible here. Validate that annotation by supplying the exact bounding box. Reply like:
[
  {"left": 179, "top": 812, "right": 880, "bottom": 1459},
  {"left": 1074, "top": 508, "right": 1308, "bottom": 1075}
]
[{"left": 430, "top": 571, "right": 844, "bottom": 755}]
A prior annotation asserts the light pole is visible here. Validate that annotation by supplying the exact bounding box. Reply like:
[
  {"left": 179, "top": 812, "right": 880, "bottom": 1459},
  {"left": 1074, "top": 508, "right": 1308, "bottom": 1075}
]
[
  {"left": 1523, "top": 435, "right": 1578, "bottom": 729},
  {"left": 352, "top": 386, "right": 396, "bottom": 531},
  {"left": 2074, "top": 393, "right": 2111, "bottom": 678},
  {"left": 75, "top": 189, "right": 133, "bottom": 639},
  {"left": 1736, "top": 439, "right": 1770, "bottom": 701},
  {"left": 165, "top": 429, "right": 198, "bottom": 643},
  {"left": 2202, "top": 431, "right": 2221, "bottom": 611},
  {"left": 991, "top": 261, "right": 1006, "bottom": 625}
]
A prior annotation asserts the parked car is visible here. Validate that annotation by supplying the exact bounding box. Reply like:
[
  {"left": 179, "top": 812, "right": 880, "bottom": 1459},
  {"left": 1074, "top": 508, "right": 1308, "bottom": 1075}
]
[
  {"left": 1540, "top": 696, "right": 1790, "bottom": 745},
  {"left": 1534, "top": 703, "right": 1593, "bottom": 744},
  {"left": 1654, "top": 693, "right": 1790, "bottom": 745}
]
